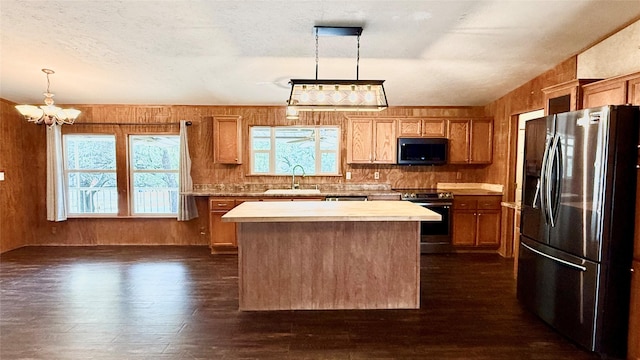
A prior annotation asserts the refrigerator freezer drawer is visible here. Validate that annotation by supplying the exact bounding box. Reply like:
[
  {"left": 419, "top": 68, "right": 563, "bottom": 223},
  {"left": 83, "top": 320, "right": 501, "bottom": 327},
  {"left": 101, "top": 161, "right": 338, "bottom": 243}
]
[{"left": 517, "top": 237, "right": 599, "bottom": 352}]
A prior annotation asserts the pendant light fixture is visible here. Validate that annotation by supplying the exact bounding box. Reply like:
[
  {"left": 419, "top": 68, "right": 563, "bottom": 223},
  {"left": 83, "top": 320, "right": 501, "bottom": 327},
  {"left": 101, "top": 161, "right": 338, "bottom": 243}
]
[
  {"left": 15, "top": 69, "right": 80, "bottom": 126},
  {"left": 286, "top": 26, "right": 388, "bottom": 115}
]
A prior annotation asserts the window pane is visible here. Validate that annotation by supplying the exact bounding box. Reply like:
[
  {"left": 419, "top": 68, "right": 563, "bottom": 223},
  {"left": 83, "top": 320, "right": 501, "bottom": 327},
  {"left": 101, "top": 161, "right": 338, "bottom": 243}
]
[
  {"left": 319, "top": 128, "right": 339, "bottom": 150},
  {"left": 321, "top": 152, "right": 337, "bottom": 173},
  {"left": 67, "top": 172, "right": 118, "bottom": 214},
  {"left": 253, "top": 153, "right": 270, "bottom": 173},
  {"left": 252, "top": 138, "right": 271, "bottom": 151},
  {"left": 130, "top": 135, "right": 180, "bottom": 215},
  {"left": 65, "top": 135, "right": 116, "bottom": 170},
  {"left": 274, "top": 137, "right": 316, "bottom": 175},
  {"left": 131, "top": 136, "right": 180, "bottom": 170},
  {"left": 132, "top": 173, "right": 178, "bottom": 214}
]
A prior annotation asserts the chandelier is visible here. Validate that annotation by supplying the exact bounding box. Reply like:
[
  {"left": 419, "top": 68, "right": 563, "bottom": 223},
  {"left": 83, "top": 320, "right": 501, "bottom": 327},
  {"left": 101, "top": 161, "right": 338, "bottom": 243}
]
[
  {"left": 15, "top": 69, "right": 80, "bottom": 126},
  {"left": 286, "top": 26, "right": 388, "bottom": 117}
]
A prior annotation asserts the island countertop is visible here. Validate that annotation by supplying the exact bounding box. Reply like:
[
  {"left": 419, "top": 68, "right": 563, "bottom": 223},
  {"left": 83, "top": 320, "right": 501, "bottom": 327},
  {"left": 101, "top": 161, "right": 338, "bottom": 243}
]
[{"left": 222, "top": 200, "right": 441, "bottom": 223}]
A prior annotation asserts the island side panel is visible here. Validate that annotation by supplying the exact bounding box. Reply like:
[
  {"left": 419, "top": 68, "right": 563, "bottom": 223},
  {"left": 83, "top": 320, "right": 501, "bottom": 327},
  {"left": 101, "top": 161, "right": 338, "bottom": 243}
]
[{"left": 237, "top": 221, "right": 420, "bottom": 310}]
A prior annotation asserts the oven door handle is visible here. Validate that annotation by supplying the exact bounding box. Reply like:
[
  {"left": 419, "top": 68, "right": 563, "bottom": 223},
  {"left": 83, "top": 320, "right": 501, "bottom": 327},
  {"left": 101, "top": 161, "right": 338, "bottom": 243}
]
[{"left": 412, "top": 202, "right": 452, "bottom": 207}]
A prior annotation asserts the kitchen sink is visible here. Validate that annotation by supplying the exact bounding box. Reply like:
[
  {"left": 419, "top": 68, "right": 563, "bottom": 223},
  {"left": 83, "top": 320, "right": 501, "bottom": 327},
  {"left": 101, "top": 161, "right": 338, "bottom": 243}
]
[{"left": 263, "top": 189, "right": 321, "bottom": 195}]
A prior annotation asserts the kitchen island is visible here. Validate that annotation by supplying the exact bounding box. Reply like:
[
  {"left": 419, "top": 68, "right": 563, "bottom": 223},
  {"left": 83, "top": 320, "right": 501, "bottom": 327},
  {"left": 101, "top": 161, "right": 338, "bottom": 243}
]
[{"left": 222, "top": 201, "right": 440, "bottom": 311}]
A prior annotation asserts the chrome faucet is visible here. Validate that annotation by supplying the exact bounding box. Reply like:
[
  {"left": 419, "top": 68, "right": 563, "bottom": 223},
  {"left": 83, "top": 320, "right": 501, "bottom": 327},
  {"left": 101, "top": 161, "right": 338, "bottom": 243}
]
[{"left": 291, "top": 165, "right": 305, "bottom": 189}]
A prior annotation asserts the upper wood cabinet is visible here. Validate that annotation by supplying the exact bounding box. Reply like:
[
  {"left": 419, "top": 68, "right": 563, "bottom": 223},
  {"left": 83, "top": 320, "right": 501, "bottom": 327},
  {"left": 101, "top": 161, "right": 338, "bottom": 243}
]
[
  {"left": 397, "top": 118, "right": 447, "bottom": 137},
  {"left": 582, "top": 72, "right": 640, "bottom": 108},
  {"left": 542, "top": 79, "right": 600, "bottom": 115},
  {"left": 447, "top": 118, "right": 493, "bottom": 164},
  {"left": 346, "top": 117, "right": 397, "bottom": 164},
  {"left": 213, "top": 115, "right": 242, "bottom": 164}
]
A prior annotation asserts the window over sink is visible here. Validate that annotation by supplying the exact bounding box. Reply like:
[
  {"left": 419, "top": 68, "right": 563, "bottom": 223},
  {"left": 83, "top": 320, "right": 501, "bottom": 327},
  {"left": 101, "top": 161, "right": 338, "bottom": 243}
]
[{"left": 249, "top": 126, "right": 340, "bottom": 176}]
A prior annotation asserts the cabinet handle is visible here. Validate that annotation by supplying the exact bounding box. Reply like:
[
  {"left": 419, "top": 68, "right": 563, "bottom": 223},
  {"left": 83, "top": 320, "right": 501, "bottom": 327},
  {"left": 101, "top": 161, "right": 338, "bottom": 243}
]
[
  {"left": 217, "top": 203, "right": 227, "bottom": 207},
  {"left": 632, "top": 268, "right": 636, "bottom": 273}
]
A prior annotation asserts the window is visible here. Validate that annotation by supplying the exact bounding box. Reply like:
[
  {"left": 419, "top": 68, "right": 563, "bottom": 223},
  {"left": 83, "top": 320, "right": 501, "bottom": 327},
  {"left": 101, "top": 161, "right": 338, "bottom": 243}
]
[
  {"left": 63, "top": 133, "right": 180, "bottom": 217},
  {"left": 249, "top": 126, "right": 340, "bottom": 175},
  {"left": 64, "top": 134, "right": 118, "bottom": 215},
  {"left": 129, "top": 135, "right": 180, "bottom": 215}
]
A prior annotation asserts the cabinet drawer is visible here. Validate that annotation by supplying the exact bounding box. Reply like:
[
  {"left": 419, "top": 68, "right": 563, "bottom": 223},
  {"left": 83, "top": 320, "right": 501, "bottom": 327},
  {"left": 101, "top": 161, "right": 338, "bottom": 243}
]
[
  {"left": 477, "top": 197, "right": 501, "bottom": 210},
  {"left": 453, "top": 197, "right": 477, "bottom": 210},
  {"left": 209, "top": 198, "right": 236, "bottom": 211}
]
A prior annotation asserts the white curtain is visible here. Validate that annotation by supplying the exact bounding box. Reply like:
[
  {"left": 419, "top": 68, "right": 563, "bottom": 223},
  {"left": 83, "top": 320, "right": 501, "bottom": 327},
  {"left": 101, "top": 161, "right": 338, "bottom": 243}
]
[
  {"left": 178, "top": 120, "right": 199, "bottom": 221},
  {"left": 46, "top": 124, "right": 67, "bottom": 221}
]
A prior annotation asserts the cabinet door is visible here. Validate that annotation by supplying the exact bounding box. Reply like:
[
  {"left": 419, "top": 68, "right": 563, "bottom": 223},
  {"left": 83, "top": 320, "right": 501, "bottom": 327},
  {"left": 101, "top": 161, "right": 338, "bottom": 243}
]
[
  {"left": 470, "top": 119, "right": 493, "bottom": 164},
  {"left": 583, "top": 81, "right": 628, "bottom": 108},
  {"left": 373, "top": 119, "right": 396, "bottom": 163},
  {"left": 347, "top": 119, "right": 374, "bottom": 163},
  {"left": 629, "top": 260, "right": 640, "bottom": 360},
  {"left": 398, "top": 119, "right": 421, "bottom": 136},
  {"left": 209, "top": 211, "right": 237, "bottom": 251},
  {"left": 447, "top": 120, "right": 470, "bottom": 164},
  {"left": 452, "top": 211, "right": 476, "bottom": 246},
  {"left": 214, "top": 115, "right": 242, "bottom": 164},
  {"left": 422, "top": 119, "right": 447, "bottom": 137},
  {"left": 476, "top": 211, "right": 501, "bottom": 246},
  {"left": 628, "top": 76, "right": 640, "bottom": 105}
]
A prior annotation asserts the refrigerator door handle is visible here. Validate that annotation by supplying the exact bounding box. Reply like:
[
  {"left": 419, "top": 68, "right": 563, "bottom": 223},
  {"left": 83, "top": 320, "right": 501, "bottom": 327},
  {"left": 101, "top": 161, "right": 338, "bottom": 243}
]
[
  {"left": 540, "top": 136, "right": 553, "bottom": 223},
  {"left": 546, "top": 134, "right": 561, "bottom": 228},
  {"left": 521, "top": 242, "right": 587, "bottom": 272},
  {"left": 550, "top": 137, "right": 563, "bottom": 225}
]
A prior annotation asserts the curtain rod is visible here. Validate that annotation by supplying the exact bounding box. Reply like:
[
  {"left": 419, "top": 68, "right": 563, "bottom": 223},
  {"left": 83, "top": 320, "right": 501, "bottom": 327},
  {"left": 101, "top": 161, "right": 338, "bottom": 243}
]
[{"left": 72, "top": 121, "right": 192, "bottom": 126}]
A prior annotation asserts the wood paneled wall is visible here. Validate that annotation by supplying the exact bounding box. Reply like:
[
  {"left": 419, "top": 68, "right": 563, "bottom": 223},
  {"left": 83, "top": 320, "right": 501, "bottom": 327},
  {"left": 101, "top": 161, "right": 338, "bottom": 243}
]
[
  {"left": 2, "top": 101, "right": 498, "bottom": 249},
  {"left": 484, "top": 57, "right": 578, "bottom": 257},
  {"left": 0, "top": 99, "right": 46, "bottom": 253},
  {"left": 0, "top": 59, "right": 579, "bottom": 250}
]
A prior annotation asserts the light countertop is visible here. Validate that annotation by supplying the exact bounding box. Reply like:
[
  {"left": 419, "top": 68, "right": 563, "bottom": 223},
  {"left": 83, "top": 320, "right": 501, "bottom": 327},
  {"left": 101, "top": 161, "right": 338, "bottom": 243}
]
[{"left": 222, "top": 200, "right": 441, "bottom": 223}]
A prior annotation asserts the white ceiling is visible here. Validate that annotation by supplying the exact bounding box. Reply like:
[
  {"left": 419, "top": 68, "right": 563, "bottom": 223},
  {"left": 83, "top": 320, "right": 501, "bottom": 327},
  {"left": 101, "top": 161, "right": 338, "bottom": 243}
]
[{"left": 1, "top": 1, "right": 639, "bottom": 107}]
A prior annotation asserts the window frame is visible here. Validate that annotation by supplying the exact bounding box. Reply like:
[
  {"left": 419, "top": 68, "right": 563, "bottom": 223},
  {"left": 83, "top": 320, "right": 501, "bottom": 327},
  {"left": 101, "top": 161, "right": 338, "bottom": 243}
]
[
  {"left": 63, "top": 133, "right": 118, "bottom": 217},
  {"left": 248, "top": 125, "right": 341, "bottom": 176},
  {"left": 61, "top": 129, "right": 180, "bottom": 219},
  {"left": 128, "top": 134, "right": 180, "bottom": 217}
]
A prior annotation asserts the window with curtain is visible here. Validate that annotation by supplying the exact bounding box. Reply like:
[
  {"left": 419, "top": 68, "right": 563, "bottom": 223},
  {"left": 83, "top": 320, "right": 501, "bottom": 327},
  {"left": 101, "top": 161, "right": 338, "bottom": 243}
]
[
  {"left": 249, "top": 126, "right": 340, "bottom": 175},
  {"left": 62, "top": 133, "right": 180, "bottom": 217},
  {"left": 129, "top": 135, "right": 180, "bottom": 215},
  {"left": 63, "top": 134, "right": 118, "bottom": 215}
]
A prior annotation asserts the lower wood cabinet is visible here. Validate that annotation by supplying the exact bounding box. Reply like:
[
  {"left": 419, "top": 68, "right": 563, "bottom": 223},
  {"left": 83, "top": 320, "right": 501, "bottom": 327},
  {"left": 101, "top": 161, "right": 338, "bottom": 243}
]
[
  {"left": 209, "top": 196, "right": 325, "bottom": 254},
  {"left": 452, "top": 195, "right": 501, "bottom": 248},
  {"left": 629, "top": 260, "right": 640, "bottom": 360},
  {"left": 209, "top": 197, "right": 238, "bottom": 254}
]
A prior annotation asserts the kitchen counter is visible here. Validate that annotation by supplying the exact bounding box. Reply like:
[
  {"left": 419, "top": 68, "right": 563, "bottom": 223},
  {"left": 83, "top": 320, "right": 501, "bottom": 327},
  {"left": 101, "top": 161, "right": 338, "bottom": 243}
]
[
  {"left": 185, "top": 183, "right": 400, "bottom": 199},
  {"left": 222, "top": 200, "right": 440, "bottom": 222},
  {"left": 437, "top": 182, "right": 504, "bottom": 196},
  {"left": 223, "top": 200, "right": 438, "bottom": 311}
]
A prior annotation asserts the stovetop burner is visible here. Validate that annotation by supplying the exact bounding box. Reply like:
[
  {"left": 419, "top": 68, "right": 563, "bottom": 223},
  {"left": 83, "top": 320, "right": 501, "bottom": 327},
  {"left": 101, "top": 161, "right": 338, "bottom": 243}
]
[{"left": 394, "top": 188, "right": 454, "bottom": 200}]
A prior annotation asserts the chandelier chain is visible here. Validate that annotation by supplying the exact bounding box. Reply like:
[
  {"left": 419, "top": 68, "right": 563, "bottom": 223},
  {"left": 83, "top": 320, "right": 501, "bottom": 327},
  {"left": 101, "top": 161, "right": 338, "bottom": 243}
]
[
  {"left": 315, "top": 28, "right": 319, "bottom": 80},
  {"left": 356, "top": 34, "right": 360, "bottom": 80}
]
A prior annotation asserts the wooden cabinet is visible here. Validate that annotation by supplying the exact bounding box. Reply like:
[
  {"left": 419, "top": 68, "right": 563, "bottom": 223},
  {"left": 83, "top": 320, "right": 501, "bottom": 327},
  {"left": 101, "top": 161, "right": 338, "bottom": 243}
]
[
  {"left": 447, "top": 119, "right": 493, "bottom": 164},
  {"left": 452, "top": 195, "right": 501, "bottom": 248},
  {"left": 629, "top": 260, "right": 640, "bottom": 360},
  {"left": 542, "top": 79, "right": 600, "bottom": 115},
  {"left": 397, "top": 118, "right": 447, "bottom": 137},
  {"left": 209, "top": 196, "right": 325, "bottom": 254},
  {"left": 214, "top": 115, "right": 242, "bottom": 164},
  {"left": 346, "top": 117, "right": 396, "bottom": 164},
  {"left": 209, "top": 197, "right": 237, "bottom": 254},
  {"left": 582, "top": 72, "right": 640, "bottom": 108}
]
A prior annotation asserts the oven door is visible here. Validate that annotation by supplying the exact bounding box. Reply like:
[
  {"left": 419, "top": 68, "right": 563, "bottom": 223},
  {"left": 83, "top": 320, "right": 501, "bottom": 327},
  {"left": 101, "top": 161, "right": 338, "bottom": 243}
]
[{"left": 412, "top": 202, "right": 452, "bottom": 254}]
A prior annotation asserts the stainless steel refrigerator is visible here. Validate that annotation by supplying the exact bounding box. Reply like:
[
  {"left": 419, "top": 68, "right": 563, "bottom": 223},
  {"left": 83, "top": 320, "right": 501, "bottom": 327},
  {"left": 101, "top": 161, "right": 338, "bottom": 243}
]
[{"left": 517, "top": 105, "right": 639, "bottom": 358}]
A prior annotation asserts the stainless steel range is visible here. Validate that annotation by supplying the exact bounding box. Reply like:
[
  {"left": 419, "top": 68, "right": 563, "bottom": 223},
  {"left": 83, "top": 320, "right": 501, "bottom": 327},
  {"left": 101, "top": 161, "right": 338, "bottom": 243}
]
[{"left": 396, "top": 189, "right": 453, "bottom": 254}]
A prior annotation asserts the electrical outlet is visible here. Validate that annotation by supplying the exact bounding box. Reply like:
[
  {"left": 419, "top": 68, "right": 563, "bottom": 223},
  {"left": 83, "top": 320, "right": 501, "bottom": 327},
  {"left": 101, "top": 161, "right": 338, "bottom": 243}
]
[
  {"left": 0, "top": 172, "right": 4, "bottom": 181},
  {"left": 346, "top": 171, "right": 351, "bottom": 180},
  {"left": 374, "top": 171, "right": 380, "bottom": 180},
  {"left": 456, "top": 171, "right": 462, "bottom": 180}
]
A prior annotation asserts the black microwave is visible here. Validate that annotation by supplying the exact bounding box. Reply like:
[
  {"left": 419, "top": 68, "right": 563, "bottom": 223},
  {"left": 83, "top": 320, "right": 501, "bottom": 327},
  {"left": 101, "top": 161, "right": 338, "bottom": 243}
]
[{"left": 397, "top": 137, "right": 448, "bottom": 165}]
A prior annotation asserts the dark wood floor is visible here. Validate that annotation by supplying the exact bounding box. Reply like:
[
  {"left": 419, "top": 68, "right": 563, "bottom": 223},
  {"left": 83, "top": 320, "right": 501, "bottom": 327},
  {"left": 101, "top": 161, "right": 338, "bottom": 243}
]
[{"left": 0, "top": 246, "right": 598, "bottom": 360}]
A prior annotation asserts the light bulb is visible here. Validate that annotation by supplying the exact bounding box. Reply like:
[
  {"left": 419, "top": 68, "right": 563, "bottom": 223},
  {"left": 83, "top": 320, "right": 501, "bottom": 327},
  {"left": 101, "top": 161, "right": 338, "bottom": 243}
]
[
  {"left": 332, "top": 85, "right": 342, "bottom": 102},
  {"left": 316, "top": 85, "right": 326, "bottom": 102},
  {"left": 348, "top": 85, "right": 358, "bottom": 103}
]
